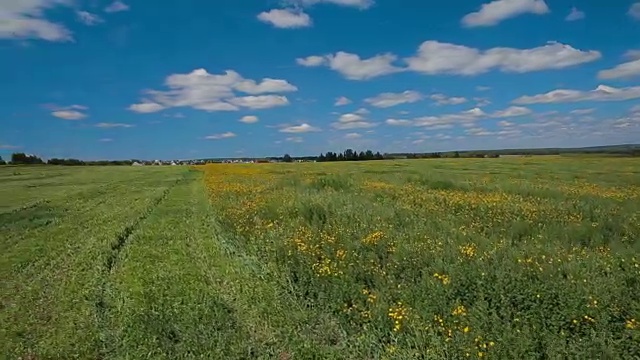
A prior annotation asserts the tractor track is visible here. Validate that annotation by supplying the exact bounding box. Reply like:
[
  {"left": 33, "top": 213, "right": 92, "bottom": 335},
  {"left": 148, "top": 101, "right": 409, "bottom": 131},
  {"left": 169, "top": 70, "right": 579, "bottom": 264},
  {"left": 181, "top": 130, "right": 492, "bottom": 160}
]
[{"left": 94, "top": 174, "right": 189, "bottom": 358}]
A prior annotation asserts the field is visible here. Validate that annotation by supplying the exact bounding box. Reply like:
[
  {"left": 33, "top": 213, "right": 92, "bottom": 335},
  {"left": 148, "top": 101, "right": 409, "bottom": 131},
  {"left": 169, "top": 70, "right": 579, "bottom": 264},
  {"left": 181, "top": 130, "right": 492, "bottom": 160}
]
[{"left": 1, "top": 157, "right": 640, "bottom": 359}]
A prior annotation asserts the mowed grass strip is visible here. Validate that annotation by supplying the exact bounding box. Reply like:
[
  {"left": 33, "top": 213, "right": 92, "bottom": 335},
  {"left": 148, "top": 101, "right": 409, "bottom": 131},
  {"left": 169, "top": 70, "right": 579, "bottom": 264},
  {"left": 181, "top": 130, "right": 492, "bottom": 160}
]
[
  {"left": 105, "top": 170, "right": 327, "bottom": 359},
  {"left": 0, "top": 166, "right": 187, "bottom": 359}
]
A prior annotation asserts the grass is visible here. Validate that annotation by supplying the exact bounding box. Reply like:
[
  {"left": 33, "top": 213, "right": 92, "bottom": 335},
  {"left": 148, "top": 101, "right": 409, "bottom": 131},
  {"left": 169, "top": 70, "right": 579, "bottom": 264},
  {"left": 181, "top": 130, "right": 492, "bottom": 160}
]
[{"left": 1, "top": 157, "right": 640, "bottom": 359}]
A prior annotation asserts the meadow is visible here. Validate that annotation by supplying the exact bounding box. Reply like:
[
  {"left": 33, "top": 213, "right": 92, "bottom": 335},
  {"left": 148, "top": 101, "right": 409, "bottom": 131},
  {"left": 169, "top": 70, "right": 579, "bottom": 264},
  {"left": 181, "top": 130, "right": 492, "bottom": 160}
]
[{"left": 1, "top": 157, "right": 639, "bottom": 359}]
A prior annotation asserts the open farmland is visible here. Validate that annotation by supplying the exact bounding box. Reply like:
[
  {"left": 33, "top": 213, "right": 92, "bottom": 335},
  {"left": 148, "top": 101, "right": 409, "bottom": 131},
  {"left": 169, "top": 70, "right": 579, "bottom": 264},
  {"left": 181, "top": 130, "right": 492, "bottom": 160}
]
[{"left": 1, "top": 157, "right": 640, "bottom": 359}]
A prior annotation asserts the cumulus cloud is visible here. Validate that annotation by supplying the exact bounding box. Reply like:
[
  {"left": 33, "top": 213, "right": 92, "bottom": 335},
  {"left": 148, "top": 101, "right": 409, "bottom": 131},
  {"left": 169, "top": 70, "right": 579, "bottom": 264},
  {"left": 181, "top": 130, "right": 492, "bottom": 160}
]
[
  {"left": 297, "top": 52, "right": 403, "bottom": 80},
  {"left": 129, "top": 102, "right": 166, "bottom": 113},
  {"left": 239, "top": 115, "right": 259, "bottom": 123},
  {"left": 296, "top": 55, "right": 326, "bottom": 67},
  {"left": 335, "top": 96, "right": 352, "bottom": 106},
  {"left": 406, "top": 41, "right": 600, "bottom": 75},
  {"left": 51, "top": 104, "right": 88, "bottom": 120},
  {"left": 129, "top": 69, "right": 296, "bottom": 113},
  {"left": 205, "top": 132, "right": 236, "bottom": 140},
  {"left": 513, "top": 85, "right": 640, "bottom": 104},
  {"left": 292, "top": 0, "right": 374, "bottom": 9},
  {"left": 565, "top": 7, "right": 585, "bottom": 21},
  {"left": 598, "top": 58, "right": 640, "bottom": 80},
  {"left": 0, "top": 143, "right": 21, "bottom": 149},
  {"left": 344, "top": 132, "right": 362, "bottom": 139},
  {"left": 104, "top": 1, "right": 129, "bottom": 13},
  {"left": 430, "top": 93, "right": 468, "bottom": 105},
  {"left": 332, "top": 113, "right": 377, "bottom": 129},
  {"left": 229, "top": 95, "right": 290, "bottom": 109},
  {"left": 385, "top": 119, "right": 413, "bottom": 126},
  {"left": 629, "top": 3, "right": 640, "bottom": 20},
  {"left": 257, "top": 8, "right": 312, "bottom": 28},
  {"left": 569, "top": 108, "right": 595, "bottom": 115},
  {"left": 386, "top": 106, "right": 532, "bottom": 128},
  {"left": 95, "top": 122, "right": 134, "bottom": 128},
  {"left": 300, "top": 40, "right": 597, "bottom": 79},
  {"left": 492, "top": 106, "right": 532, "bottom": 118},
  {"left": 279, "top": 123, "right": 321, "bottom": 133},
  {"left": 0, "top": 0, "right": 73, "bottom": 41},
  {"left": 461, "top": 0, "right": 549, "bottom": 27},
  {"left": 76, "top": 11, "right": 104, "bottom": 26},
  {"left": 286, "top": 136, "right": 303, "bottom": 143},
  {"left": 365, "top": 91, "right": 423, "bottom": 108},
  {"left": 354, "top": 108, "right": 370, "bottom": 115}
]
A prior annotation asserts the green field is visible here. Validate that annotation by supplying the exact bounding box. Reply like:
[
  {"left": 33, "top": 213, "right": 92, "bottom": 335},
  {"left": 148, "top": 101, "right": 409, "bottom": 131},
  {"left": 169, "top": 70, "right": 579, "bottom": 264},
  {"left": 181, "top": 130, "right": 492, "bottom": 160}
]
[{"left": 1, "top": 158, "right": 640, "bottom": 359}]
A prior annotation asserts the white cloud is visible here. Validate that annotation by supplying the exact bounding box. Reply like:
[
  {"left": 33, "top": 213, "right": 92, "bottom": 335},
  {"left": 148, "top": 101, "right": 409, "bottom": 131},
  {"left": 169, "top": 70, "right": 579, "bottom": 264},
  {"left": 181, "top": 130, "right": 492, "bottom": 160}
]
[
  {"left": 629, "top": 3, "right": 640, "bottom": 20},
  {"left": 229, "top": 95, "right": 290, "bottom": 109},
  {"left": 205, "top": 132, "right": 236, "bottom": 140},
  {"left": 406, "top": 41, "right": 601, "bottom": 75},
  {"left": 293, "top": 0, "right": 374, "bottom": 9},
  {"left": 51, "top": 109, "right": 86, "bottom": 120},
  {"left": 338, "top": 113, "right": 365, "bottom": 122},
  {"left": 413, "top": 108, "right": 486, "bottom": 127},
  {"left": 476, "top": 86, "right": 491, "bottom": 91},
  {"left": 385, "top": 105, "right": 532, "bottom": 128},
  {"left": 301, "top": 52, "right": 403, "bottom": 80},
  {"left": 129, "top": 69, "right": 296, "bottom": 113},
  {"left": 565, "top": 7, "right": 585, "bottom": 21},
  {"left": 257, "top": 9, "right": 312, "bottom": 28},
  {"left": 286, "top": 136, "right": 304, "bottom": 143},
  {"left": 430, "top": 93, "right": 468, "bottom": 105},
  {"left": 513, "top": 85, "right": 640, "bottom": 104},
  {"left": 461, "top": 0, "right": 549, "bottom": 27},
  {"left": 99, "top": 138, "right": 113, "bottom": 142},
  {"left": 128, "top": 102, "right": 166, "bottom": 113},
  {"left": 239, "top": 115, "right": 259, "bottom": 123},
  {"left": 597, "top": 58, "right": 640, "bottom": 80},
  {"left": 104, "top": 1, "right": 129, "bottom": 13},
  {"left": 498, "top": 120, "right": 514, "bottom": 127},
  {"left": 332, "top": 113, "right": 376, "bottom": 130},
  {"left": 385, "top": 119, "right": 413, "bottom": 126},
  {"left": 492, "top": 106, "right": 532, "bottom": 118},
  {"left": 235, "top": 78, "right": 298, "bottom": 94},
  {"left": 354, "top": 108, "right": 370, "bottom": 115},
  {"left": 76, "top": 11, "right": 104, "bottom": 26},
  {"left": 344, "top": 132, "right": 362, "bottom": 139},
  {"left": 365, "top": 90, "right": 422, "bottom": 108},
  {"left": 0, "top": 143, "right": 21, "bottom": 149},
  {"left": 95, "top": 122, "right": 134, "bottom": 128},
  {"left": 334, "top": 96, "right": 352, "bottom": 106},
  {"left": 0, "top": 0, "right": 73, "bottom": 41},
  {"left": 569, "top": 108, "right": 595, "bottom": 115},
  {"left": 625, "top": 50, "right": 640, "bottom": 60},
  {"left": 296, "top": 55, "right": 326, "bottom": 67},
  {"left": 280, "top": 123, "right": 321, "bottom": 133},
  {"left": 474, "top": 97, "right": 492, "bottom": 107}
]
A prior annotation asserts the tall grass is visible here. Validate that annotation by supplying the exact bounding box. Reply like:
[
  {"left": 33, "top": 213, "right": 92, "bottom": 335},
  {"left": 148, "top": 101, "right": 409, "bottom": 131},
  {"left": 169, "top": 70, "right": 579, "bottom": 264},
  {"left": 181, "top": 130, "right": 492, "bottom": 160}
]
[{"left": 203, "top": 158, "right": 640, "bottom": 358}]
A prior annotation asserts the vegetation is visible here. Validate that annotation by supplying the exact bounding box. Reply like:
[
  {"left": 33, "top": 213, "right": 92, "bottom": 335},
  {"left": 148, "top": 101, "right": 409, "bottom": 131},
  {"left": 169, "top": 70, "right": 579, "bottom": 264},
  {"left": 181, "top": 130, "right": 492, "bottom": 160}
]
[
  {"left": 10, "top": 152, "right": 44, "bottom": 165},
  {"left": 1, "top": 157, "right": 639, "bottom": 358}
]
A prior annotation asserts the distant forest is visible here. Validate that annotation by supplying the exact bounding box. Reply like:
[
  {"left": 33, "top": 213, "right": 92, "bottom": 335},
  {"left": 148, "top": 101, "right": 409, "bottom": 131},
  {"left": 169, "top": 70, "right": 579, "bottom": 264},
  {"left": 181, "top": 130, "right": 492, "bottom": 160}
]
[{"left": 2, "top": 144, "right": 639, "bottom": 166}]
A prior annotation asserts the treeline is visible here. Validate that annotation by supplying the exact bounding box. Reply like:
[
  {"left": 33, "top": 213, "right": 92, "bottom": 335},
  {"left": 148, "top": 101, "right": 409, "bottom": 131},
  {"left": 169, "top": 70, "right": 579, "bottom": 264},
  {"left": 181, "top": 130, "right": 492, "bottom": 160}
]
[
  {"left": 7, "top": 153, "right": 45, "bottom": 165},
  {"left": 317, "top": 149, "right": 384, "bottom": 162},
  {"left": 47, "top": 158, "right": 134, "bottom": 166},
  {"left": 2, "top": 153, "right": 137, "bottom": 166}
]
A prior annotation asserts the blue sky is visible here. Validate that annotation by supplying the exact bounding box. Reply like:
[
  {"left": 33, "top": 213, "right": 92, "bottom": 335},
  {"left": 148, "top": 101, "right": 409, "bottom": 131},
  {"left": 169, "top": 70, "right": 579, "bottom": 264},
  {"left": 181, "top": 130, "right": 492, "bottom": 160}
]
[{"left": 1, "top": 0, "right": 639, "bottom": 160}]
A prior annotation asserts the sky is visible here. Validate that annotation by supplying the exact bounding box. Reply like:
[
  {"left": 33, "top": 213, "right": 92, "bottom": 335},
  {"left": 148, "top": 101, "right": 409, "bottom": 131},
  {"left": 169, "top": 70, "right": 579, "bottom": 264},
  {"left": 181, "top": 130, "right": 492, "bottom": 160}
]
[{"left": 1, "top": 0, "right": 640, "bottom": 160}]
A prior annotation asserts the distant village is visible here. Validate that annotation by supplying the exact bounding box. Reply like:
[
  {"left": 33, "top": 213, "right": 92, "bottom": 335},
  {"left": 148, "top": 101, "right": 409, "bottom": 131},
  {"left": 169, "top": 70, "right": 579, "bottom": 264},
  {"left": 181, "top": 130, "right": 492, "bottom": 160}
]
[{"left": 131, "top": 158, "right": 314, "bottom": 166}]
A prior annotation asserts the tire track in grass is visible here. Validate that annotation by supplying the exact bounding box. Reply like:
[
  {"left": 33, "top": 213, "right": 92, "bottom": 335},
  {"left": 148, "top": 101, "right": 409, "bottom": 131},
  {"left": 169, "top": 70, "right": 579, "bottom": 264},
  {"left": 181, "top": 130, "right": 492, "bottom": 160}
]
[{"left": 95, "top": 174, "right": 189, "bottom": 358}]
